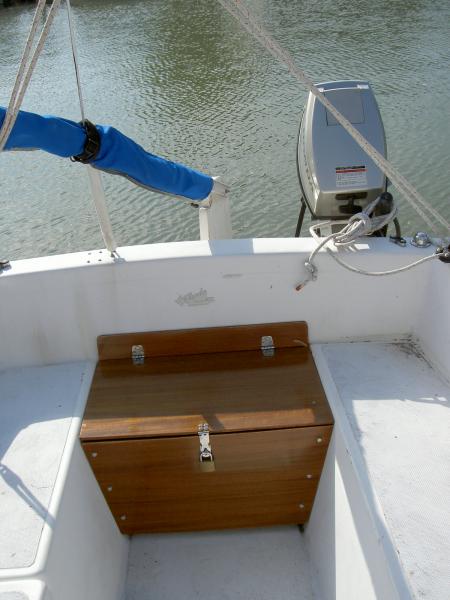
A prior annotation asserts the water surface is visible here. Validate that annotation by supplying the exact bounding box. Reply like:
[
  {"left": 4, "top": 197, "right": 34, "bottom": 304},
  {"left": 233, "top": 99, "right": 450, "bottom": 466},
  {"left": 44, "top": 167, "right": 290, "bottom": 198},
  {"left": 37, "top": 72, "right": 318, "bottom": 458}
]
[{"left": 0, "top": 0, "right": 449, "bottom": 259}]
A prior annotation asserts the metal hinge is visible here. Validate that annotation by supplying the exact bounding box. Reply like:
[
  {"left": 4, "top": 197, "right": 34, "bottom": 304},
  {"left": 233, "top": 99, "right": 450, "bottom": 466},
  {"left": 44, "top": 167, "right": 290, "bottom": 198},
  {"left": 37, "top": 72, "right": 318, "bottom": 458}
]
[
  {"left": 261, "top": 335, "right": 275, "bottom": 357},
  {"left": 131, "top": 344, "right": 145, "bottom": 365},
  {"left": 198, "top": 423, "right": 214, "bottom": 462}
]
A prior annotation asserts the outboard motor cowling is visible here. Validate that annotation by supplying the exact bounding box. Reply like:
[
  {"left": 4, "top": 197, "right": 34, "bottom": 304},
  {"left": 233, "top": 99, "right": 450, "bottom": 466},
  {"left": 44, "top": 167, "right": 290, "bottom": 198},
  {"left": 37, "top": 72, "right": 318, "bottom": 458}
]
[{"left": 297, "top": 80, "right": 387, "bottom": 222}]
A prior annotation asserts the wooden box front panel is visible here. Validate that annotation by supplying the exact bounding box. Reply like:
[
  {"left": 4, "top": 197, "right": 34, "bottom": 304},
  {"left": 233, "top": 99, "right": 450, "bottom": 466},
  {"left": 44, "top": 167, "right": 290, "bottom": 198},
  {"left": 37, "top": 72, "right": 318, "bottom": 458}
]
[{"left": 83, "top": 425, "right": 332, "bottom": 534}]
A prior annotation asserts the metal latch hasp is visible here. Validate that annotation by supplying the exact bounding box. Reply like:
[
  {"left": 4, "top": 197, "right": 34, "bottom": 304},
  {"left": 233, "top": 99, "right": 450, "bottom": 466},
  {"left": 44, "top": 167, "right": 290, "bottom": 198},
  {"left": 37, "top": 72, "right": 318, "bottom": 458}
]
[{"left": 198, "top": 423, "right": 214, "bottom": 462}]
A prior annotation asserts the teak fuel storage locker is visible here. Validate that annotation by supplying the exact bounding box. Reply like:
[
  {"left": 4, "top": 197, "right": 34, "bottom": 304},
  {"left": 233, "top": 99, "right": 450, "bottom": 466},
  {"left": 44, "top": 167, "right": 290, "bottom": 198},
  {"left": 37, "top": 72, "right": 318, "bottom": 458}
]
[{"left": 80, "top": 322, "right": 333, "bottom": 534}]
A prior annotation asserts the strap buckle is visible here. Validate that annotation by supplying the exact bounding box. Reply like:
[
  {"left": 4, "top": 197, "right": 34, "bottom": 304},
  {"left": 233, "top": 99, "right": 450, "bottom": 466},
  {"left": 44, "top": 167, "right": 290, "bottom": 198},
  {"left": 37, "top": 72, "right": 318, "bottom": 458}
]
[{"left": 71, "top": 119, "right": 101, "bottom": 164}]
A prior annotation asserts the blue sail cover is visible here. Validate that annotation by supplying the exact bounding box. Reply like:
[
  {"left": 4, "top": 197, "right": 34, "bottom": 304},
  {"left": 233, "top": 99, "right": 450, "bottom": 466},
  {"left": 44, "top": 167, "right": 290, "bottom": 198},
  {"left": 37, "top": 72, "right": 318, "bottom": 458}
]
[{"left": 0, "top": 107, "right": 213, "bottom": 201}]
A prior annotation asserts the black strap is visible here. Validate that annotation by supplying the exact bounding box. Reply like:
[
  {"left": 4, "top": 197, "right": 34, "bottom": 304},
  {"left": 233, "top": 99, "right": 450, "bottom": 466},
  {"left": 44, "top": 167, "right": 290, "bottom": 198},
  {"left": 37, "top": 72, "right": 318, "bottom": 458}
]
[{"left": 71, "top": 119, "right": 101, "bottom": 164}]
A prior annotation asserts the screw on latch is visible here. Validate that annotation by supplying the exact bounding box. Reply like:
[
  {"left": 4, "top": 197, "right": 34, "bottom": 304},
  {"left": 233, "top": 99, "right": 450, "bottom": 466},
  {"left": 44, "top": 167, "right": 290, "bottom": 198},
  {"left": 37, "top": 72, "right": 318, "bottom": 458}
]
[
  {"left": 107, "top": 486, "right": 113, "bottom": 492},
  {"left": 91, "top": 452, "right": 98, "bottom": 458},
  {"left": 120, "top": 515, "right": 127, "bottom": 521},
  {"left": 316, "top": 437, "right": 323, "bottom": 444},
  {"left": 306, "top": 474, "right": 312, "bottom": 479},
  {"left": 299, "top": 503, "right": 305, "bottom": 509}
]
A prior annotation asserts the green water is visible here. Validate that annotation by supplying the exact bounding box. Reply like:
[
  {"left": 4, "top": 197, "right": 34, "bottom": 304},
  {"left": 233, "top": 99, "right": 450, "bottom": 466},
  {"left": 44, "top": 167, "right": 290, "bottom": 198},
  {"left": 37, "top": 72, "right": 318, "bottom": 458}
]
[{"left": 0, "top": 0, "right": 449, "bottom": 259}]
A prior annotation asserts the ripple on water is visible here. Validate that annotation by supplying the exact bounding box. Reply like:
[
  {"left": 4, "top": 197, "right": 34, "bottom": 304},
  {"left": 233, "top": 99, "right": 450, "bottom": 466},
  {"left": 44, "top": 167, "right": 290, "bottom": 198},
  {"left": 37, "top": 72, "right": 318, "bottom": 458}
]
[{"left": 0, "top": 0, "right": 449, "bottom": 259}]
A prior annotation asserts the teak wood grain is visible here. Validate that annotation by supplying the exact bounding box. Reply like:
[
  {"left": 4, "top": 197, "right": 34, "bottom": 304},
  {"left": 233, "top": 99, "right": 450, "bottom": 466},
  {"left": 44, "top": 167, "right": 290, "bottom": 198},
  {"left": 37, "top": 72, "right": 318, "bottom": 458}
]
[
  {"left": 83, "top": 425, "right": 332, "bottom": 533},
  {"left": 81, "top": 347, "right": 332, "bottom": 441},
  {"left": 97, "top": 322, "right": 309, "bottom": 361},
  {"left": 81, "top": 322, "right": 333, "bottom": 533}
]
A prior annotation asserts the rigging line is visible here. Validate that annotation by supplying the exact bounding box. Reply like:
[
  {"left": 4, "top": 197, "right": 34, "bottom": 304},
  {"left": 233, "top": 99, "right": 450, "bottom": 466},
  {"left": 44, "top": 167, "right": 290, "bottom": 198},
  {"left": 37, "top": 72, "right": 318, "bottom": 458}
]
[
  {"left": 216, "top": 0, "right": 450, "bottom": 236},
  {"left": 0, "top": 0, "right": 116, "bottom": 254},
  {"left": 66, "top": 0, "right": 86, "bottom": 121},
  {"left": 65, "top": 0, "right": 117, "bottom": 254},
  {"left": 295, "top": 219, "right": 444, "bottom": 290},
  {"left": 327, "top": 248, "right": 442, "bottom": 277},
  {"left": 0, "top": 0, "right": 47, "bottom": 148},
  {"left": 0, "top": 0, "right": 63, "bottom": 152}
]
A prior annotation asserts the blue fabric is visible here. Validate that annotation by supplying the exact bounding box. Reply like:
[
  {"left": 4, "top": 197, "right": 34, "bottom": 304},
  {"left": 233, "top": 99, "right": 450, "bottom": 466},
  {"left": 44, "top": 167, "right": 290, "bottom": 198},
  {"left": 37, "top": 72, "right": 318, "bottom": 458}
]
[
  {"left": 92, "top": 124, "right": 213, "bottom": 200},
  {"left": 0, "top": 107, "right": 213, "bottom": 200},
  {"left": 0, "top": 106, "right": 86, "bottom": 157}
]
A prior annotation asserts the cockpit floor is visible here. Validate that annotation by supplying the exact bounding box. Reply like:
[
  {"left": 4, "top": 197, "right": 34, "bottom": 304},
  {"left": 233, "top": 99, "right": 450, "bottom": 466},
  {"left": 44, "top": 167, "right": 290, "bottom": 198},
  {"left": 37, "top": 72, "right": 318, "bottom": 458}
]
[{"left": 125, "top": 526, "right": 315, "bottom": 600}]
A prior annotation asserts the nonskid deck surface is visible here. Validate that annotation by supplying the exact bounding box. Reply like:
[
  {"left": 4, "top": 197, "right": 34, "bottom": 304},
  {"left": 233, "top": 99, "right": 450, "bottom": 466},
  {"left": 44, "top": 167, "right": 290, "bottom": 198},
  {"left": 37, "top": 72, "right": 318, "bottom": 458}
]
[
  {"left": 0, "top": 362, "right": 91, "bottom": 571},
  {"left": 125, "top": 526, "right": 316, "bottom": 600},
  {"left": 318, "top": 341, "right": 450, "bottom": 600}
]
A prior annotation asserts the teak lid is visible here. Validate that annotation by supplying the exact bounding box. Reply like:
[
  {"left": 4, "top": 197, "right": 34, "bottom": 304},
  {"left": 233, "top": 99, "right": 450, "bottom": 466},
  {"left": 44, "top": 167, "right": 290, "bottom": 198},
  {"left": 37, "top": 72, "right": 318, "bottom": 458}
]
[{"left": 80, "top": 322, "right": 333, "bottom": 442}]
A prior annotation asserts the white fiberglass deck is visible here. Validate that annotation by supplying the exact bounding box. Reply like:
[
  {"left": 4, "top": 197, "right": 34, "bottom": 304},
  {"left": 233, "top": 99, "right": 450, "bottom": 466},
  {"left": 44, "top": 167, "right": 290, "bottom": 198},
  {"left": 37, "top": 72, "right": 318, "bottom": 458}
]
[
  {"left": 124, "top": 340, "right": 449, "bottom": 600},
  {"left": 0, "top": 362, "right": 93, "bottom": 571},
  {"left": 315, "top": 341, "right": 450, "bottom": 600},
  {"left": 125, "top": 526, "right": 316, "bottom": 600},
  {"left": 0, "top": 238, "right": 449, "bottom": 600}
]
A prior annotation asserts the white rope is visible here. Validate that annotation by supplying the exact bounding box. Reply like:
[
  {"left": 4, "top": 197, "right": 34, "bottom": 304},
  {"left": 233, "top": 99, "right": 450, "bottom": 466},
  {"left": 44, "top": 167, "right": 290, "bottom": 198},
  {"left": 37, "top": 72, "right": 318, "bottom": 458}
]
[
  {"left": 0, "top": 0, "right": 117, "bottom": 255},
  {"left": 0, "top": 0, "right": 47, "bottom": 149},
  {"left": 66, "top": 0, "right": 86, "bottom": 121},
  {"left": 0, "top": 0, "right": 63, "bottom": 152},
  {"left": 217, "top": 0, "right": 450, "bottom": 236},
  {"left": 295, "top": 211, "right": 444, "bottom": 291},
  {"left": 332, "top": 197, "right": 397, "bottom": 246},
  {"left": 66, "top": 0, "right": 117, "bottom": 254},
  {"left": 326, "top": 249, "right": 442, "bottom": 277}
]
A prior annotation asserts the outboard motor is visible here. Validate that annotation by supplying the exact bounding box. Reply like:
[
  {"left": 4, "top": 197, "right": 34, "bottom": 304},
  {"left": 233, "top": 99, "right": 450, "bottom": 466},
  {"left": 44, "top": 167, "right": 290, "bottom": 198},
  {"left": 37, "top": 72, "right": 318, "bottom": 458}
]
[{"left": 296, "top": 80, "right": 390, "bottom": 234}]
